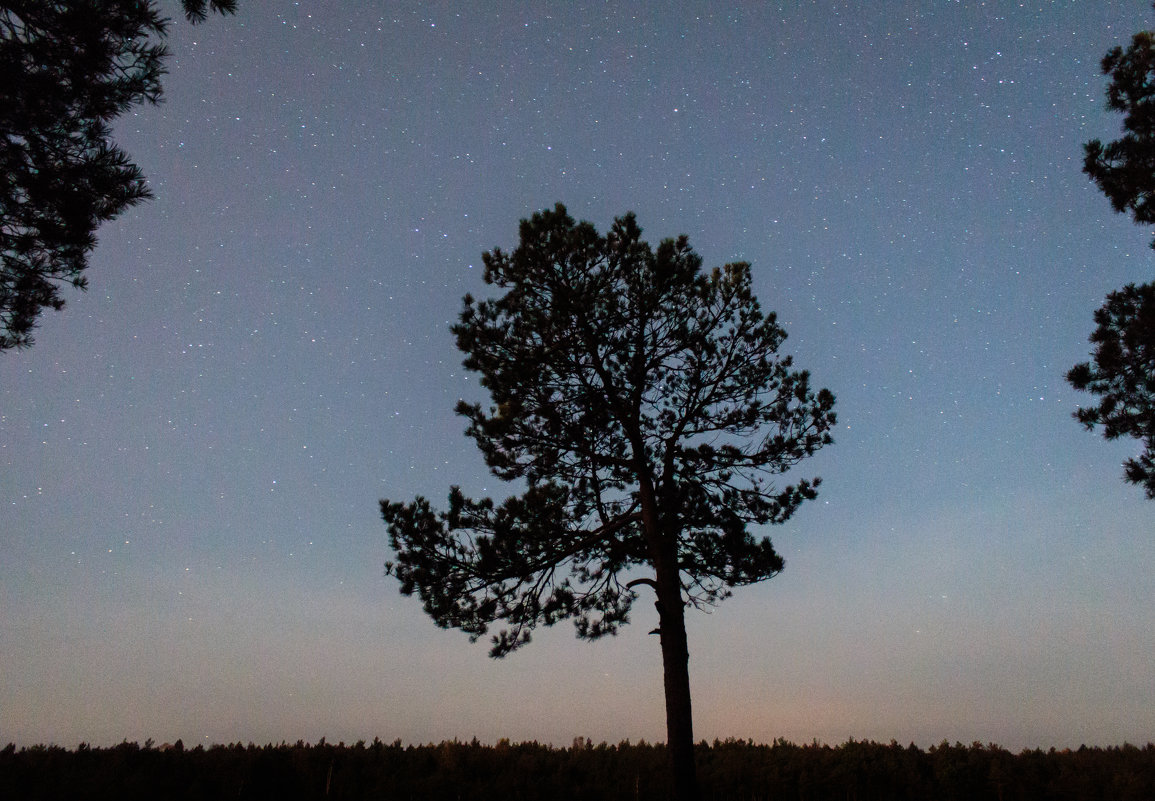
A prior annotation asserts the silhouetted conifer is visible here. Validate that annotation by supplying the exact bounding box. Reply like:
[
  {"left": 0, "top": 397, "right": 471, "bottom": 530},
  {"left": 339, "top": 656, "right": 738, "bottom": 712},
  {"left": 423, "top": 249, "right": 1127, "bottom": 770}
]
[
  {"left": 1083, "top": 5, "right": 1155, "bottom": 247},
  {"left": 381, "top": 204, "right": 837, "bottom": 801},
  {"left": 0, "top": 1, "right": 235, "bottom": 351},
  {"left": 1069, "top": 283, "right": 1155, "bottom": 496},
  {"left": 1071, "top": 3, "right": 1155, "bottom": 496}
]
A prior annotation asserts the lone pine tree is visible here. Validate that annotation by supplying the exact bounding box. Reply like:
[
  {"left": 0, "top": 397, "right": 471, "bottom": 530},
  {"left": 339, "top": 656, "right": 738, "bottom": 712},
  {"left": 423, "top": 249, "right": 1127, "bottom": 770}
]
[{"left": 381, "top": 205, "right": 836, "bottom": 801}]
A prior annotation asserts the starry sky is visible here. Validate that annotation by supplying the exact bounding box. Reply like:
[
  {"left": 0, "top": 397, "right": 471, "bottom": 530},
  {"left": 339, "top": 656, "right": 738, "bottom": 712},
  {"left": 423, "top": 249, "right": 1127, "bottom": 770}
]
[{"left": 3, "top": 0, "right": 1155, "bottom": 751}]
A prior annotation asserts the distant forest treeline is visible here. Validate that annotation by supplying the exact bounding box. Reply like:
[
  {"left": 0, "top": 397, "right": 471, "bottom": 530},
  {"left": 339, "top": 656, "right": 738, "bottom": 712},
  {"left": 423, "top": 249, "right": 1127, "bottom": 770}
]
[{"left": 3, "top": 736, "right": 1154, "bottom": 800}]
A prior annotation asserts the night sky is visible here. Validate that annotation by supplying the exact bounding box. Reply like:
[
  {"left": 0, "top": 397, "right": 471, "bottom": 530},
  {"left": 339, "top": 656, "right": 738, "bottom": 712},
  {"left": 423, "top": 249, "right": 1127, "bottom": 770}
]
[{"left": 3, "top": 1, "right": 1155, "bottom": 751}]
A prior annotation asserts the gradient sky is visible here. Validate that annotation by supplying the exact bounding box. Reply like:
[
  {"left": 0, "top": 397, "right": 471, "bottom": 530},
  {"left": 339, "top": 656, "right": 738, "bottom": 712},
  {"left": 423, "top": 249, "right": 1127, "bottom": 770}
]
[{"left": 3, "top": 0, "right": 1155, "bottom": 751}]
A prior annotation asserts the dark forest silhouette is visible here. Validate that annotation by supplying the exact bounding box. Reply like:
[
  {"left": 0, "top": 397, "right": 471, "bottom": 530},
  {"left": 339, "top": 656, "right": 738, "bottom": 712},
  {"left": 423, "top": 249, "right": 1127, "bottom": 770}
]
[{"left": 4, "top": 737, "right": 1155, "bottom": 801}]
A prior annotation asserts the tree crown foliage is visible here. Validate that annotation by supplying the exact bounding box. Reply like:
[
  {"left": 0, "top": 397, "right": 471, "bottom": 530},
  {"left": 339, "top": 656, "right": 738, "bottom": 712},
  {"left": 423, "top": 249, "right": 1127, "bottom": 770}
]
[
  {"left": 1068, "top": 283, "right": 1155, "bottom": 497},
  {"left": 1070, "top": 3, "right": 1155, "bottom": 497},
  {"left": 179, "top": 1, "right": 237, "bottom": 24},
  {"left": 0, "top": 0, "right": 236, "bottom": 351},
  {"left": 1083, "top": 4, "right": 1155, "bottom": 247},
  {"left": 382, "top": 205, "right": 835, "bottom": 656}
]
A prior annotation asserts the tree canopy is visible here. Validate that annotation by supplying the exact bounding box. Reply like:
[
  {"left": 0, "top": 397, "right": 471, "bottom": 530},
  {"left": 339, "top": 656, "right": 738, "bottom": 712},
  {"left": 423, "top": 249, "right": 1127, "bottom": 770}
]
[
  {"left": 1068, "top": 283, "right": 1155, "bottom": 497},
  {"left": 382, "top": 204, "right": 836, "bottom": 801},
  {"left": 0, "top": 0, "right": 236, "bottom": 351},
  {"left": 1083, "top": 21, "right": 1155, "bottom": 247},
  {"left": 1070, "top": 3, "right": 1155, "bottom": 496}
]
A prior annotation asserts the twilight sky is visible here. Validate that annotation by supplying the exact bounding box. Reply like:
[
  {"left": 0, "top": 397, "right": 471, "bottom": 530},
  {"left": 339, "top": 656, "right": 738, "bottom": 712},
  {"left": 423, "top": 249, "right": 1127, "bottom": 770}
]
[{"left": 3, "top": 0, "right": 1155, "bottom": 751}]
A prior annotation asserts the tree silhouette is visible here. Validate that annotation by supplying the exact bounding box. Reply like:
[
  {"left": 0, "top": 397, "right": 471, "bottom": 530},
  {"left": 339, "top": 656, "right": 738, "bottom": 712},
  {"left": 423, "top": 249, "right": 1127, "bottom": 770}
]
[
  {"left": 7, "top": 738, "right": 1155, "bottom": 801},
  {"left": 1069, "top": 283, "right": 1155, "bottom": 497},
  {"left": 1083, "top": 10, "right": 1155, "bottom": 247},
  {"left": 381, "top": 204, "right": 836, "bottom": 801},
  {"left": 0, "top": 0, "right": 236, "bottom": 352},
  {"left": 1070, "top": 3, "right": 1155, "bottom": 496}
]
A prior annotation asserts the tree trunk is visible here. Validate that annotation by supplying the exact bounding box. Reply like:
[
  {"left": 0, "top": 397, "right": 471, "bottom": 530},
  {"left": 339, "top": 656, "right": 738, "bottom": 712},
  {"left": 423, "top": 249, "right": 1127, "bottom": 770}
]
[
  {"left": 637, "top": 467, "right": 699, "bottom": 801},
  {"left": 653, "top": 543, "right": 700, "bottom": 801}
]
